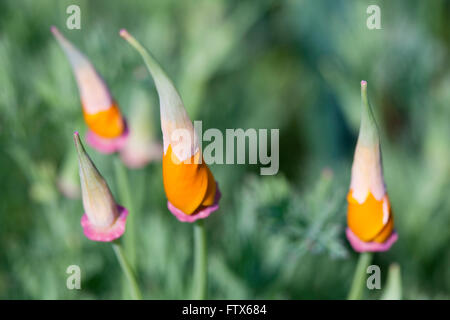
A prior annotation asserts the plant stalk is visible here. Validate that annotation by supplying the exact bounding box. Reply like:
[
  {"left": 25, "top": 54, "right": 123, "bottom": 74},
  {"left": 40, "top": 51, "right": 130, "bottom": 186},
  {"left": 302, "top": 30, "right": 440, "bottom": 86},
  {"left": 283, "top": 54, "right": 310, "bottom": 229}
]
[
  {"left": 347, "top": 252, "right": 373, "bottom": 300},
  {"left": 112, "top": 240, "right": 143, "bottom": 300},
  {"left": 114, "top": 157, "right": 136, "bottom": 267},
  {"left": 192, "top": 220, "right": 207, "bottom": 299}
]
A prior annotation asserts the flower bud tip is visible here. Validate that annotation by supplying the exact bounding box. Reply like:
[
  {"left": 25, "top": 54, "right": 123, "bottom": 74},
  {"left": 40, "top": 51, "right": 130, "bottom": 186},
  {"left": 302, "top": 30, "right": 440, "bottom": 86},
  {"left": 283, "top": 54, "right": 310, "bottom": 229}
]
[
  {"left": 119, "top": 29, "right": 129, "bottom": 38},
  {"left": 50, "top": 26, "right": 60, "bottom": 37},
  {"left": 73, "top": 132, "right": 80, "bottom": 143}
]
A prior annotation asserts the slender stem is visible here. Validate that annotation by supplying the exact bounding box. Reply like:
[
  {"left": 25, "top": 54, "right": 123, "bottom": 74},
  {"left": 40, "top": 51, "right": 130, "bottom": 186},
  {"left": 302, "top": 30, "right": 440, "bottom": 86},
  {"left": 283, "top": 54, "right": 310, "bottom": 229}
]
[
  {"left": 192, "top": 220, "right": 208, "bottom": 300},
  {"left": 112, "top": 240, "right": 143, "bottom": 300},
  {"left": 114, "top": 157, "right": 136, "bottom": 267},
  {"left": 347, "top": 252, "right": 373, "bottom": 300}
]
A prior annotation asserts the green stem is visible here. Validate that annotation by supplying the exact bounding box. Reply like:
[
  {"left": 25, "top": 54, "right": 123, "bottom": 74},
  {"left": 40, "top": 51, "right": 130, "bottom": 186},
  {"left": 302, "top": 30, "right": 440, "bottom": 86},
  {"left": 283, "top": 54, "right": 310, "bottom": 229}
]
[
  {"left": 112, "top": 240, "right": 143, "bottom": 300},
  {"left": 192, "top": 220, "right": 207, "bottom": 300},
  {"left": 347, "top": 252, "right": 373, "bottom": 300}
]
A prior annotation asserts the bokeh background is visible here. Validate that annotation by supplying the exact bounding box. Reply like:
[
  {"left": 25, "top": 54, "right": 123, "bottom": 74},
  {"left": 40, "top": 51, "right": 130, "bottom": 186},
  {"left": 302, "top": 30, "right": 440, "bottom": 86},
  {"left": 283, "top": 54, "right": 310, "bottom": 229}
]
[{"left": 0, "top": 0, "right": 449, "bottom": 299}]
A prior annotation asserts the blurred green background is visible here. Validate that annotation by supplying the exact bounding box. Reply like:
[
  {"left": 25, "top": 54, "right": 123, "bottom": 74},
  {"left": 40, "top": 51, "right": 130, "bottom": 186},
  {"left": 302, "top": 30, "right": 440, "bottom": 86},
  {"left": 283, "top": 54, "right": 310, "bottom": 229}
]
[{"left": 0, "top": 0, "right": 449, "bottom": 299}]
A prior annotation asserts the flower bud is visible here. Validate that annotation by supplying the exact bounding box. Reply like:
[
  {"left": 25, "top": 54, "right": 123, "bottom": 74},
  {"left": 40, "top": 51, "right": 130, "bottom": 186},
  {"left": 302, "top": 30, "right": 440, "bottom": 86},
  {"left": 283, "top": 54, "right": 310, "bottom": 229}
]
[
  {"left": 120, "top": 29, "right": 220, "bottom": 222},
  {"left": 346, "top": 81, "right": 398, "bottom": 252},
  {"left": 74, "top": 132, "right": 128, "bottom": 241},
  {"left": 52, "top": 26, "right": 129, "bottom": 154}
]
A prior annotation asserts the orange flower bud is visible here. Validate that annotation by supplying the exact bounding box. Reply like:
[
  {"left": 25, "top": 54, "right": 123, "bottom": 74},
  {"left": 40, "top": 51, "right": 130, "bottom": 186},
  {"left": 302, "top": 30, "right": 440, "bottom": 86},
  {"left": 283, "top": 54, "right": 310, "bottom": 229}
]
[
  {"left": 120, "top": 29, "right": 220, "bottom": 222},
  {"left": 52, "top": 27, "right": 128, "bottom": 153},
  {"left": 346, "top": 81, "right": 398, "bottom": 252}
]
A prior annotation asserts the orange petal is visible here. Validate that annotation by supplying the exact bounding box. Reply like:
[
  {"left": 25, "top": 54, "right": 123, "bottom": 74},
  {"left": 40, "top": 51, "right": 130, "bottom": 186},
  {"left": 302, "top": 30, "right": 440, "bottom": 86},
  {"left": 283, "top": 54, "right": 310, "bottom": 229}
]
[
  {"left": 347, "top": 190, "right": 392, "bottom": 242},
  {"left": 201, "top": 167, "right": 217, "bottom": 207},
  {"left": 83, "top": 102, "right": 124, "bottom": 138},
  {"left": 163, "top": 145, "right": 215, "bottom": 215},
  {"left": 373, "top": 215, "right": 394, "bottom": 243}
]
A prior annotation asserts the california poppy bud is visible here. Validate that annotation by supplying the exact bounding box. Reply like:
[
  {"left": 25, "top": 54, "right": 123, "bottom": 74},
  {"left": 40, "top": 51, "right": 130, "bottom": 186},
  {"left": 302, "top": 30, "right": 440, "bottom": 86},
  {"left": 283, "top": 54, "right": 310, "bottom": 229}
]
[
  {"left": 74, "top": 132, "right": 128, "bottom": 241},
  {"left": 120, "top": 29, "right": 221, "bottom": 222},
  {"left": 346, "top": 81, "right": 398, "bottom": 252},
  {"left": 52, "top": 27, "right": 128, "bottom": 154}
]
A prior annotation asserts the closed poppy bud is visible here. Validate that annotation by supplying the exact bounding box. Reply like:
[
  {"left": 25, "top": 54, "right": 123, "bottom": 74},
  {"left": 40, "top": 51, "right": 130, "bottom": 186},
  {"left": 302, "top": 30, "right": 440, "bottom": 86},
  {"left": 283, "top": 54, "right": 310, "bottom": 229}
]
[
  {"left": 52, "top": 27, "right": 129, "bottom": 154},
  {"left": 120, "top": 88, "right": 163, "bottom": 168},
  {"left": 120, "top": 29, "right": 220, "bottom": 222},
  {"left": 74, "top": 132, "right": 128, "bottom": 241},
  {"left": 346, "top": 81, "right": 398, "bottom": 252}
]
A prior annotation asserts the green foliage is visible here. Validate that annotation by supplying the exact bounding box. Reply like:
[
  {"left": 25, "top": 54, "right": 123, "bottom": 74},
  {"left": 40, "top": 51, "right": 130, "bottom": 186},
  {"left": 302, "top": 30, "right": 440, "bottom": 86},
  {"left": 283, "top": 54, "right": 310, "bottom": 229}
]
[{"left": 0, "top": 0, "right": 448, "bottom": 299}]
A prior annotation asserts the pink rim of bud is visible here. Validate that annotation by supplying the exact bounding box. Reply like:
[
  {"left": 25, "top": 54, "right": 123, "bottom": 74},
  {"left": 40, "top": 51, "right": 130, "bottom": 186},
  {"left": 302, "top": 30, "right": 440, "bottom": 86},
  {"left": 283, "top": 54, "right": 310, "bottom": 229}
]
[
  {"left": 346, "top": 227, "right": 398, "bottom": 252},
  {"left": 81, "top": 205, "right": 129, "bottom": 242},
  {"left": 86, "top": 123, "right": 130, "bottom": 154},
  {"left": 168, "top": 183, "right": 221, "bottom": 223}
]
